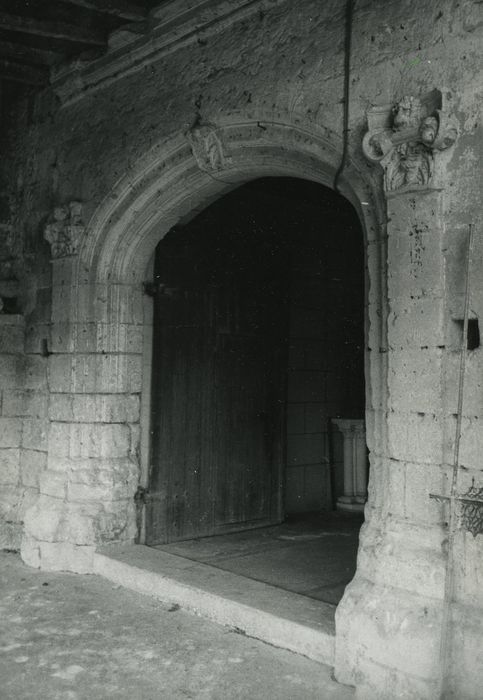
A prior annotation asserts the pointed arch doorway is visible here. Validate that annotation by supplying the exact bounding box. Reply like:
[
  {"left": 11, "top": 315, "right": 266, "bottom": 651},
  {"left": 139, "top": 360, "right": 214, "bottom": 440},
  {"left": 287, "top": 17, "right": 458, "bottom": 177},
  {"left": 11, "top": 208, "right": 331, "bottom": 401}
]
[{"left": 146, "top": 176, "right": 366, "bottom": 587}]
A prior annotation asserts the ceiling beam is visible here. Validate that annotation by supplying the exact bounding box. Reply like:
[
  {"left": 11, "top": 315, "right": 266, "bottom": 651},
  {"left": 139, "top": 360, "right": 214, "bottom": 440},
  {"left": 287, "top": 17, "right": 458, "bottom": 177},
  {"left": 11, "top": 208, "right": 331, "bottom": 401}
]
[
  {"left": 56, "top": 0, "right": 148, "bottom": 22},
  {"left": 0, "top": 58, "right": 49, "bottom": 86},
  {"left": 0, "top": 39, "right": 59, "bottom": 66},
  {"left": 0, "top": 12, "right": 106, "bottom": 47}
]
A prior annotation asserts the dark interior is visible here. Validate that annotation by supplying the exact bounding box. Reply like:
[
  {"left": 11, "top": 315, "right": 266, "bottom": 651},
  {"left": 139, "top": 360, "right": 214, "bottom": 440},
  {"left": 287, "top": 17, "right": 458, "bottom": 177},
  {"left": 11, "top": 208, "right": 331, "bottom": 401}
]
[{"left": 147, "top": 176, "right": 365, "bottom": 602}]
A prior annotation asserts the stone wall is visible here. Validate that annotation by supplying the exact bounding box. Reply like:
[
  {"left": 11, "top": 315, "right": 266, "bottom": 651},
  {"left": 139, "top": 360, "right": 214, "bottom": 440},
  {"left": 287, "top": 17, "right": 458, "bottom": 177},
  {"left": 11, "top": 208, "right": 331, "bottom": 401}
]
[
  {"left": 0, "top": 0, "right": 482, "bottom": 697},
  {"left": 0, "top": 92, "right": 51, "bottom": 550}
]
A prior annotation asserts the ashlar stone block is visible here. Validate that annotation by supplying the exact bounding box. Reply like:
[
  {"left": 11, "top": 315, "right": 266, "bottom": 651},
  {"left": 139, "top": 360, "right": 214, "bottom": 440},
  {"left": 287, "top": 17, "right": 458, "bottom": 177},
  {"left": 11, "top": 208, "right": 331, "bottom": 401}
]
[
  {"left": 449, "top": 605, "right": 483, "bottom": 700},
  {"left": 23, "top": 356, "right": 47, "bottom": 391},
  {"left": 37, "top": 541, "right": 96, "bottom": 574},
  {"left": 387, "top": 296, "right": 446, "bottom": 349},
  {"left": 0, "top": 356, "right": 20, "bottom": 388},
  {"left": 0, "top": 418, "right": 22, "bottom": 448},
  {"left": 387, "top": 347, "right": 443, "bottom": 414},
  {"left": 23, "top": 493, "right": 65, "bottom": 543},
  {"left": 444, "top": 351, "right": 483, "bottom": 416},
  {"left": 49, "top": 353, "right": 142, "bottom": 394},
  {"left": 0, "top": 323, "right": 24, "bottom": 353},
  {"left": 20, "top": 449, "right": 47, "bottom": 489},
  {"left": 48, "top": 422, "right": 131, "bottom": 459},
  {"left": 336, "top": 578, "right": 441, "bottom": 690},
  {"left": 39, "top": 469, "right": 67, "bottom": 499},
  {"left": 387, "top": 410, "right": 443, "bottom": 465},
  {"left": 21, "top": 418, "right": 48, "bottom": 451},
  {"left": 0, "top": 448, "right": 21, "bottom": 485},
  {"left": 387, "top": 193, "right": 444, "bottom": 301},
  {"left": 48, "top": 393, "right": 140, "bottom": 423},
  {"left": 51, "top": 322, "right": 144, "bottom": 354}
]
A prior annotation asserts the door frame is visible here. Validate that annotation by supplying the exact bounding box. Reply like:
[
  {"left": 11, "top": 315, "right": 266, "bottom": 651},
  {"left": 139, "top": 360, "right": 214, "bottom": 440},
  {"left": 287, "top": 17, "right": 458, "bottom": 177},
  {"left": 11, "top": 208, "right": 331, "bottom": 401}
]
[{"left": 28, "top": 115, "right": 389, "bottom": 694}]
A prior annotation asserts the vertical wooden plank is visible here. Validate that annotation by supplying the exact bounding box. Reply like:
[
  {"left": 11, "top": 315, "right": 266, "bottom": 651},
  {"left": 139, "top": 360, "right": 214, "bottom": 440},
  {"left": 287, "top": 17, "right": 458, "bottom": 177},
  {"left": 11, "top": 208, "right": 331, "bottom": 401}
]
[{"left": 148, "top": 201, "right": 290, "bottom": 544}]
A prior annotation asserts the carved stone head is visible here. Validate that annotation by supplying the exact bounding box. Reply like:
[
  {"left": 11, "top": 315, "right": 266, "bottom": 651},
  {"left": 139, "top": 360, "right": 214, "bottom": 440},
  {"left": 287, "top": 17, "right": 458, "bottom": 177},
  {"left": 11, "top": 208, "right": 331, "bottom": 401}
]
[
  {"left": 392, "top": 96, "right": 422, "bottom": 131},
  {"left": 420, "top": 115, "right": 439, "bottom": 146}
]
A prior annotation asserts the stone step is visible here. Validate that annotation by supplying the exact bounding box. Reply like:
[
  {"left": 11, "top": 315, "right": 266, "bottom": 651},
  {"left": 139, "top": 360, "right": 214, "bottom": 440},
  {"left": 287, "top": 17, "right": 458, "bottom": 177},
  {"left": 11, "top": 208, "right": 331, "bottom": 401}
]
[{"left": 94, "top": 544, "right": 336, "bottom": 666}]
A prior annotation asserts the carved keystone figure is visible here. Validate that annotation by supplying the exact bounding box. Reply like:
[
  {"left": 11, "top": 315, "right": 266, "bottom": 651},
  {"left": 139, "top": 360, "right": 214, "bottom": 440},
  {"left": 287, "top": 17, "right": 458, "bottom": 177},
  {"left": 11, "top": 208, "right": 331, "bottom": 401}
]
[{"left": 44, "top": 201, "right": 85, "bottom": 258}]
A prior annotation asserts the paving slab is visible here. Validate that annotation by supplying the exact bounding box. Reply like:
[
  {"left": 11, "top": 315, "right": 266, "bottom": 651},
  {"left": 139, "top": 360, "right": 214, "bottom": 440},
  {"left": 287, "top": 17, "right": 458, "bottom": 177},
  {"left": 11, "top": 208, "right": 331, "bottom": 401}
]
[
  {"left": 0, "top": 551, "right": 354, "bottom": 700},
  {"left": 157, "top": 512, "right": 362, "bottom": 605},
  {"left": 94, "top": 543, "right": 336, "bottom": 665}
]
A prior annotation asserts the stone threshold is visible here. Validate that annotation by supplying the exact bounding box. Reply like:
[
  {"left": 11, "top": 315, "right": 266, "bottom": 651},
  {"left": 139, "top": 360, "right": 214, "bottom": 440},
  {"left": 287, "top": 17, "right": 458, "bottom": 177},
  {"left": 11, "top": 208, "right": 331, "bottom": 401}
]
[{"left": 94, "top": 543, "right": 336, "bottom": 666}]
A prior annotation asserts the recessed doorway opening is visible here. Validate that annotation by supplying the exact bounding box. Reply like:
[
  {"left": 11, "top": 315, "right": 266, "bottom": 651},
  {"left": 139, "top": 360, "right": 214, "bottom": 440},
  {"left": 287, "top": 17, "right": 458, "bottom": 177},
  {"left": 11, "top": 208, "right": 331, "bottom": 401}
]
[{"left": 146, "top": 176, "right": 366, "bottom": 607}]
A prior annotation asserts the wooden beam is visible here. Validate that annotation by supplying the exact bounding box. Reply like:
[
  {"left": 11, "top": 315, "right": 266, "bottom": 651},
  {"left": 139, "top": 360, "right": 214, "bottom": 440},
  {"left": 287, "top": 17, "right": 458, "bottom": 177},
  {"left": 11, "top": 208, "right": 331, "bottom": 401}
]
[
  {"left": 57, "top": 0, "right": 147, "bottom": 22},
  {"left": 0, "top": 39, "right": 59, "bottom": 66},
  {"left": 0, "top": 58, "right": 49, "bottom": 86},
  {"left": 0, "top": 12, "right": 106, "bottom": 47}
]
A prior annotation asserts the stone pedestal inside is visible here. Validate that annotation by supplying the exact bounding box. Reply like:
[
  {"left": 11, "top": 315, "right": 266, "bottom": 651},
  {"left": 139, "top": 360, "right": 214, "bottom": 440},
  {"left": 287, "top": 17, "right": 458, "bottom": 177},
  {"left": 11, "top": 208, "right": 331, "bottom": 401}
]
[{"left": 332, "top": 418, "right": 367, "bottom": 512}]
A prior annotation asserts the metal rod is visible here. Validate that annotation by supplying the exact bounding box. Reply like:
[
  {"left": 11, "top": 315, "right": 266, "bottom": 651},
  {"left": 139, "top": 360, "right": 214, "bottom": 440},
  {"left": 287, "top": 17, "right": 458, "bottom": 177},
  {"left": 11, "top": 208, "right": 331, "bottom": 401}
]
[{"left": 439, "top": 223, "right": 474, "bottom": 699}]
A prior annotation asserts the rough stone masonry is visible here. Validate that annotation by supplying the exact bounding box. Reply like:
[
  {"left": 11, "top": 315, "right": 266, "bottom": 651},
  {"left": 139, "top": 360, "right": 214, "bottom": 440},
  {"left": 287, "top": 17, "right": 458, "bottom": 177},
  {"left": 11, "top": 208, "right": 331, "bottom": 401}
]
[{"left": 0, "top": 0, "right": 482, "bottom": 698}]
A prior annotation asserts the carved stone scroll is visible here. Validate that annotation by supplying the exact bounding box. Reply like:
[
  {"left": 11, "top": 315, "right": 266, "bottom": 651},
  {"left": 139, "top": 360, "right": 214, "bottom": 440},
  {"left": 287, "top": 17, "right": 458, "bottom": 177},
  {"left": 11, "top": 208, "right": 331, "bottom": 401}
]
[
  {"left": 186, "top": 123, "right": 232, "bottom": 173},
  {"left": 44, "top": 201, "right": 85, "bottom": 259},
  {"left": 362, "top": 89, "right": 458, "bottom": 194}
]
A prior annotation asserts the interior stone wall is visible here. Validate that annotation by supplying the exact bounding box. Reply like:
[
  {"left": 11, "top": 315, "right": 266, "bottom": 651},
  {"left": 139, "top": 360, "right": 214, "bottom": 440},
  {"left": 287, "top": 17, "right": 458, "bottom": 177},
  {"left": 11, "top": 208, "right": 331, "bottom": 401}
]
[
  {"left": 0, "top": 0, "right": 481, "bottom": 698},
  {"left": 286, "top": 210, "right": 364, "bottom": 514}
]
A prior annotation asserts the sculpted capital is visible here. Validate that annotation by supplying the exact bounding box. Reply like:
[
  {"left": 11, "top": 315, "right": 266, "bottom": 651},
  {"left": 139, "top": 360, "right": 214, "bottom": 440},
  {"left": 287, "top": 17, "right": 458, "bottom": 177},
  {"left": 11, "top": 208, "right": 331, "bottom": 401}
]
[{"left": 362, "top": 89, "right": 458, "bottom": 194}]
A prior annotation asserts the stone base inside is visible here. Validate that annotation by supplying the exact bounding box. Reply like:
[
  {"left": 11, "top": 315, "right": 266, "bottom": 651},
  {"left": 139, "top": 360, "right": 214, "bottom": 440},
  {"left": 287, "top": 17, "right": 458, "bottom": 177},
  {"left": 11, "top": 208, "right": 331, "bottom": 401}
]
[{"left": 337, "top": 498, "right": 366, "bottom": 513}]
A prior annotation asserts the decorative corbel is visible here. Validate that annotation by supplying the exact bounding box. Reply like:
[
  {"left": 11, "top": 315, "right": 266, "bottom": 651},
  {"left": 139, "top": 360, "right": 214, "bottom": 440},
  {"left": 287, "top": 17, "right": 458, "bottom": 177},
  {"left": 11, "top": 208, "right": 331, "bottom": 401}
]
[
  {"left": 44, "top": 201, "right": 85, "bottom": 259},
  {"left": 362, "top": 89, "right": 458, "bottom": 195},
  {"left": 186, "top": 122, "right": 232, "bottom": 173}
]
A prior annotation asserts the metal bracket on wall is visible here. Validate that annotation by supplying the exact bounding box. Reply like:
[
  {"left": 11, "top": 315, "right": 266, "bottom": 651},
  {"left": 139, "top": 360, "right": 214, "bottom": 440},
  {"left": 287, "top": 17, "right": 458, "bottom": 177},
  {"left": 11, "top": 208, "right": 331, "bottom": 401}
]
[{"left": 430, "top": 481, "right": 483, "bottom": 538}]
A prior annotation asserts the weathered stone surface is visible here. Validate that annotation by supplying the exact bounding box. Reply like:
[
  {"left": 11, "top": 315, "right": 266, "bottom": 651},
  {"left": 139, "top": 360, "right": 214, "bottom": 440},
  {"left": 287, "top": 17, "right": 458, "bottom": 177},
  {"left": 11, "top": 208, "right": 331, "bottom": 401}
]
[
  {"left": 48, "top": 422, "right": 131, "bottom": 459},
  {"left": 0, "top": 418, "right": 22, "bottom": 449},
  {"left": 48, "top": 393, "right": 140, "bottom": 423},
  {"left": 387, "top": 297, "right": 446, "bottom": 349},
  {"left": 21, "top": 418, "right": 48, "bottom": 452},
  {"left": 387, "top": 410, "right": 444, "bottom": 465},
  {"left": 335, "top": 578, "right": 441, "bottom": 694},
  {"left": 0, "top": 323, "right": 24, "bottom": 354},
  {"left": 0, "top": 520, "right": 21, "bottom": 550},
  {"left": 0, "top": 356, "right": 19, "bottom": 388},
  {"left": 0, "top": 0, "right": 481, "bottom": 697},
  {"left": 23, "top": 356, "right": 47, "bottom": 390},
  {"left": 49, "top": 353, "right": 142, "bottom": 394},
  {"left": 19, "top": 448, "right": 47, "bottom": 489},
  {"left": 51, "top": 322, "right": 144, "bottom": 354},
  {"left": 0, "top": 448, "right": 21, "bottom": 485},
  {"left": 387, "top": 348, "right": 443, "bottom": 414},
  {"left": 0, "top": 550, "right": 352, "bottom": 700},
  {"left": 3, "top": 390, "right": 48, "bottom": 418},
  {"left": 23, "top": 494, "right": 65, "bottom": 543}
]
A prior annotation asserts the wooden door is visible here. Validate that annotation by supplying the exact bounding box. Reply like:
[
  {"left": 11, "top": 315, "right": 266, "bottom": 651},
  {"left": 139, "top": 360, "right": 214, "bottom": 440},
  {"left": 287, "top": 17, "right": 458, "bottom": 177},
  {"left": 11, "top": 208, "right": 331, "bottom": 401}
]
[{"left": 146, "top": 217, "right": 288, "bottom": 545}]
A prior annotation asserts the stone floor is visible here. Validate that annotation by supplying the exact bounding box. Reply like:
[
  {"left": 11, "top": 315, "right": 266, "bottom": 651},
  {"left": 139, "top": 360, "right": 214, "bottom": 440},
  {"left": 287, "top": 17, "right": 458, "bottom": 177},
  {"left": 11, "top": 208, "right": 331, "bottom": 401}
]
[
  {"left": 156, "top": 511, "right": 363, "bottom": 605},
  {"left": 0, "top": 550, "right": 354, "bottom": 700}
]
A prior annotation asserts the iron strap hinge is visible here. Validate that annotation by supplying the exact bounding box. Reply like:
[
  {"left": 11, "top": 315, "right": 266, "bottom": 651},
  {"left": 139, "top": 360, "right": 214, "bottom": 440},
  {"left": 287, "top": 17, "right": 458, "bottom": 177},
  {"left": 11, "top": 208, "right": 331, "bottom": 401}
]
[{"left": 134, "top": 486, "right": 165, "bottom": 504}]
